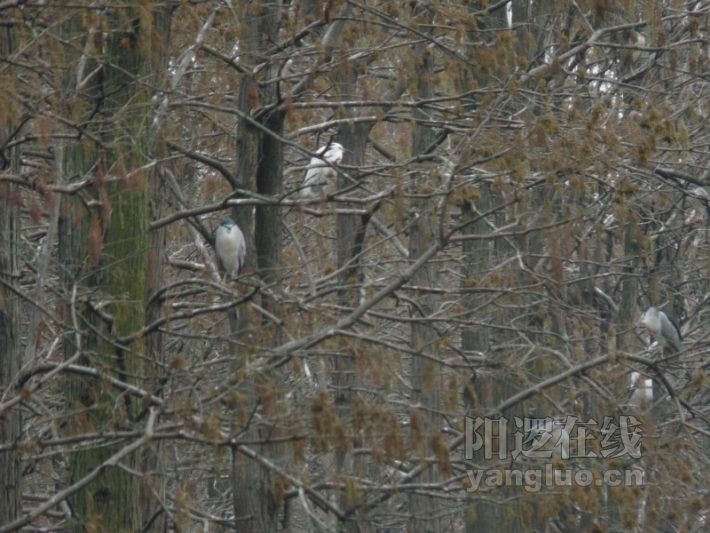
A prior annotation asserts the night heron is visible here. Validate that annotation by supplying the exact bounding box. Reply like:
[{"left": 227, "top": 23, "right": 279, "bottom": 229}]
[
  {"left": 629, "top": 371, "right": 653, "bottom": 409},
  {"left": 300, "top": 142, "right": 345, "bottom": 196},
  {"left": 214, "top": 217, "right": 246, "bottom": 279},
  {"left": 640, "top": 306, "right": 682, "bottom": 353}
]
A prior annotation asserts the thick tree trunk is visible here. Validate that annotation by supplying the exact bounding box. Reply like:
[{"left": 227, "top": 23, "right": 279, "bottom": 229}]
[
  {"left": 0, "top": 22, "right": 22, "bottom": 526},
  {"left": 141, "top": 10, "right": 173, "bottom": 532},
  {"left": 230, "top": 3, "right": 284, "bottom": 532},
  {"left": 54, "top": 5, "right": 170, "bottom": 531},
  {"left": 332, "top": 44, "right": 374, "bottom": 531},
  {"left": 462, "top": 188, "right": 526, "bottom": 533},
  {"left": 329, "top": 5, "right": 413, "bottom": 528},
  {"left": 408, "top": 9, "right": 443, "bottom": 530},
  {"left": 459, "top": 4, "right": 527, "bottom": 532}
]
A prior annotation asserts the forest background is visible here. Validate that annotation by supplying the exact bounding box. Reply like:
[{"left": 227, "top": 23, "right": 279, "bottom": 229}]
[{"left": 2, "top": 0, "right": 710, "bottom": 531}]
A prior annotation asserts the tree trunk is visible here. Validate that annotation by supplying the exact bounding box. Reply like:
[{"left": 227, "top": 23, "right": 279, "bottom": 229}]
[
  {"left": 0, "top": 20, "right": 22, "bottom": 526},
  {"left": 408, "top": 7, "right": 442, "bottom": 530},
  {"left": 141, "top": 9, "right": 173, "bottom": 532},
  {"left": 460, "top": 4, "right": 527, "bottom": 532},
  {"left": 230, "top": 2, "right": 284, "bottom": 532},
  {"left": 54, "top": 5, "right": 171, "bottom": 531}
]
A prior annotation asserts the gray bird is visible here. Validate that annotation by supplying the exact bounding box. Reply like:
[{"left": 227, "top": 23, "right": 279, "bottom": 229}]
[
  {"left": 214, "top": 218, "right": 246, "bottom": 279},
  {"left": 301, "top": 142, "right": 345, "bottom": 196},
  {"left": 640, "top": 306, "right": 682, "bottom": 353}
]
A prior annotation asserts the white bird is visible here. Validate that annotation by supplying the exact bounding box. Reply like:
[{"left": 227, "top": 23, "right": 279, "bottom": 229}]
[
  {"left": 629, "top": 371, "right": 653, "bottom": 409},
  {"left": 640, "top": 306, "right": 682, "bottom": 353},
  {"left": 300, "top": 142, "right": 345, "bottom": 197},
  {"left": 214, "top": 217, "right": 246, "bottom": 279}
]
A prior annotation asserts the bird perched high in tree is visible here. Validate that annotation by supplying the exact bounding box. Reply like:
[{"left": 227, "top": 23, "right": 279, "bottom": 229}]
[
  {"left": 300, "top": 142, "right": 345, "bottom": 197},
  {"left": 640, "top": 306, "right": 682, "bottom": 353},
  {"left": 214, "top": 217, "right": 246, "bottom": 279}
]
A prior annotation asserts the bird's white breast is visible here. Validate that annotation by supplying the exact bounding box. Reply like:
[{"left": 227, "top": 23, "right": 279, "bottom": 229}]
[{"left": 216, "top": 225, "right": 245, "bottom": 276}]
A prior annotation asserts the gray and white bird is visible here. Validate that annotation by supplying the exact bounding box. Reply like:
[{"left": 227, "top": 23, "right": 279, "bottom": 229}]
[
  {"left": 640, "top": 306, "right": 682, "bottom": 353},
  {"left": 214, "top": 217, "right": 246, "bottom": 279},
  {"left": 628, "top": 371, "right": 653, "bottom": 409},
  {"left": 300, "top": 142, "right": 345, "bottom": 197}
]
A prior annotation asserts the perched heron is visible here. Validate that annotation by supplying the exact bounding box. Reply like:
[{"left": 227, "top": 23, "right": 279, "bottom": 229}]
[
  {"left": 300, "top": 142, "right": 345, "bottom": 196},
  {"left": 640, "top": 306, "right": 682, "bottom": 353},
  {"left": 628, "top": 371, "right": 653, "bottom": 409},
  {"left": 214, "top": 218, "right": 246, "bottom": 279}
]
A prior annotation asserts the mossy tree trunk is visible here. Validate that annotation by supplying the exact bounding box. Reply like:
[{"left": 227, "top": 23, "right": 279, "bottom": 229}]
[{"left": 54, "top": 4, "right": 171, "bottom": 531}]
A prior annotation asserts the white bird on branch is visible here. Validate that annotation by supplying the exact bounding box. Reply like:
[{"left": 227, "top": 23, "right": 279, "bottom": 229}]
[
  {"left": 300, "top": 142, "right": 345, "bottom": 197},
  {"left": 214, "top": 217, "right": 246, "bottom": 279}
]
